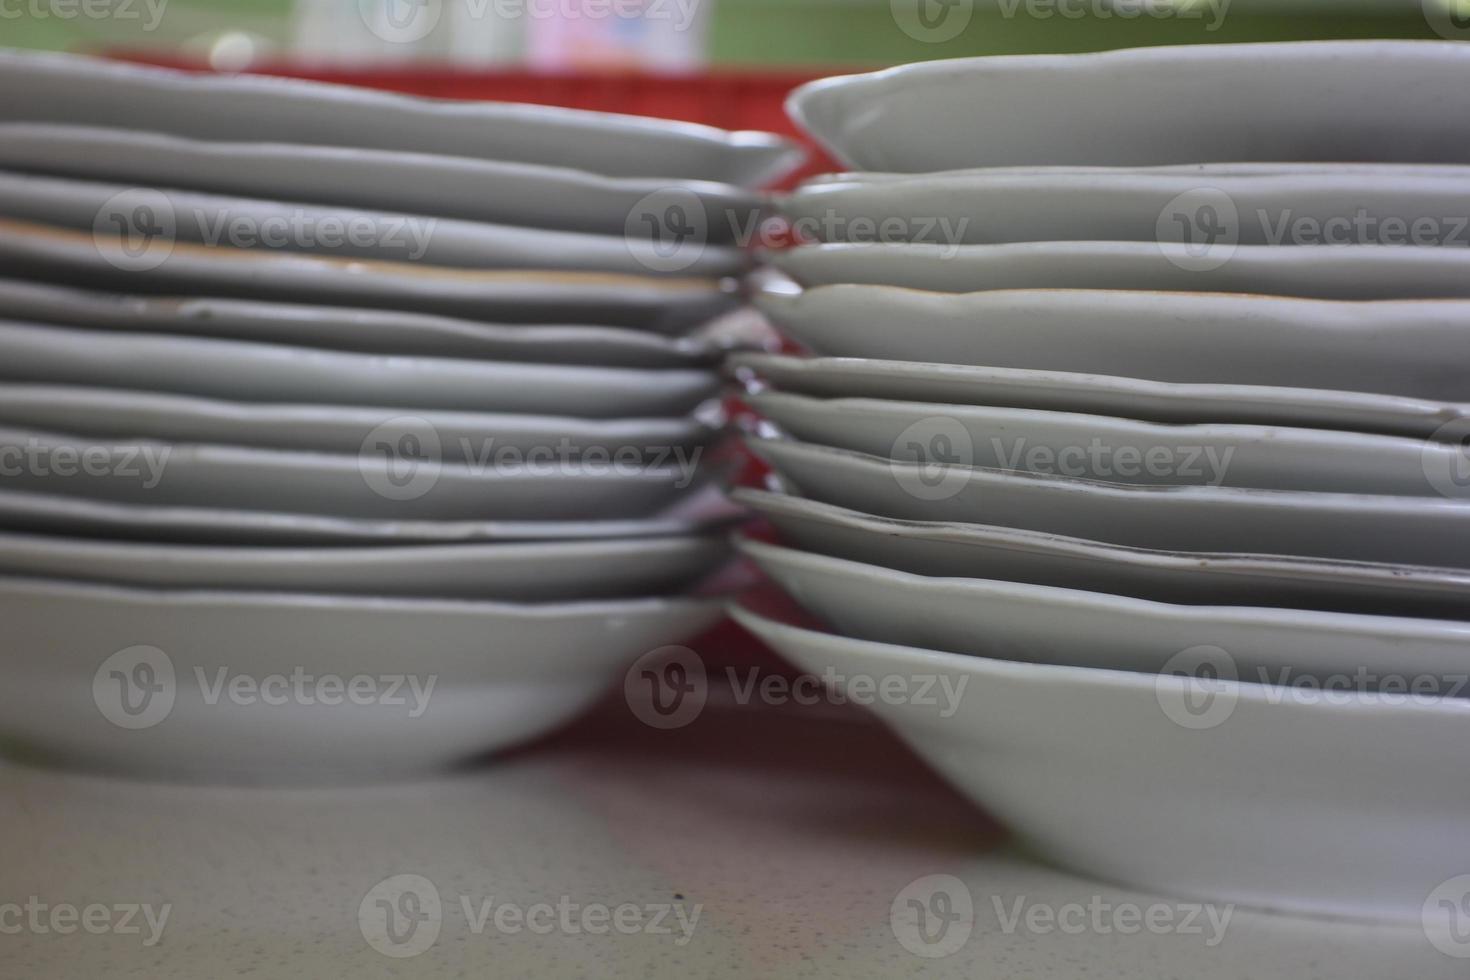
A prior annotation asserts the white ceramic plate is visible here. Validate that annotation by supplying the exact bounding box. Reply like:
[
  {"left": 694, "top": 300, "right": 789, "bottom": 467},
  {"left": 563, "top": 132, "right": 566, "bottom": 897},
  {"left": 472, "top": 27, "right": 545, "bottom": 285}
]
[
  {"left": 751, "top": 390, "right": 1462, "bottom": 497},
  {"left": 0, "top": 122, "right": 762, "bottom": 239},
  {"left": 788, "top": 40, "right": 1470, "bottom": 171},
  {"left": 0, "top": 385, "right": 718, "bottom": 461},
  {"left": 740, "top": 536, "right": 1470, "bottom": 682},
  {"left": 0, "top": 426, "right": 705, "bottom": 521},
  {"left": 0, "top": 573, "right": 723, "bottom": 779},
  {"left": 0, "top": 319, "right": 719, "bottom": 418},
  {"left": 732, "top": 598, "right": 1470, "bottom": 921},
  {"left": 735, "top": 488, "right": 1470, "bottom": 620},
  {"left": 758, "top": 286, "right": 1470, "bottom": 400},
  {"left": 767, "top": 241, "right": 1470, "bottom": 299},
  {"left": 0, "top": 485, "right": 735, "bottom": 545},
  {"left": 798, "top": 161, "right": 1470, "bottom": 183},
  {"left": 0, "top": 278, "right": 721, "bottom": 367},
  {"left": 781, "top": 167, "right": 1470, "bottom": 246},
  {"left": 0, "top": 529, "right": 726, "bottom": 600},
  {"left": 0, "top": 49, "right": 802, "bottom": 185},
  {"left": 731, "top": 352, "right": 1470, "bottom": 440},
  {"left": 750, "top": 436, "right": 1470, "bottom": 569},
  {"left": 0, "top": 219, "right": 738, "bottom": 330},
  {"left": 0, "top": 171, "right": 748, "bottom": 278}
]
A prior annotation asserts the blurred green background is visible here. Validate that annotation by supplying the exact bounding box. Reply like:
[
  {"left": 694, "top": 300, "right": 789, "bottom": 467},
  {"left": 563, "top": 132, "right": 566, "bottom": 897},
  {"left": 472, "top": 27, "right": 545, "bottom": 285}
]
[{"left": 0, "top": 0, "right": 1450, "bottom": 69}]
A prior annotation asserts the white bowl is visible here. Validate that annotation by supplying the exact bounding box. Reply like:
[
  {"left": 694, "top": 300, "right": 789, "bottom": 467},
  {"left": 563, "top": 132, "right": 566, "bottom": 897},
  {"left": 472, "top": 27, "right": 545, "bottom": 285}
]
[
  {"left": 0, "top": 278, "right": 722, "bottom": 366},
  {"left": 757, "top": 286, "right": 1470, "bottom": 400},
  {"left": 0, "top": 574, "right": 721, "bottom": 780},
  {"left": 751, "top": 390, "right": 1460, "bottom": 496},
  {"left": 736, "top": 487, "right": 1470, "bottom": 620},
  {"left": 0, "top": 122, "right": 763, "bottom": 238},
  {"left": 731, "top": 352, "right": 1470, "bottom": 440},
  {"left": 782, "top": 166, "right": 1470, "bottom": 246},
  {"left": 0, "top": 485, "right": 732, "bottom": 545},
  {"left": 0, "top": 219, "right": 738, "bottom": 330},
  {"left": 0, "top": 319, "right": 719, "bottom": 418},
  {"left": 788, "top": 40, "right": 1470, "bottom": 171},
  {"left": 750, "top": 436, "right": 1470, "bottom": 569},
  {"left": 768, "top": 241, "right": 1470, "bottom": 300},
  {"left": 732, "top": 597, "right": 1470, "bottom": 921},
  {"left": 0, "top": 385, "right": 717, "bottom": 462},
  {"left": 0, "top": 529, "right": 726, "bottom": 600},
  {"left": 0, "top": 427, "right": 706, "bottom": 522},
  {"left": 0, "top": 171, "right": 748, "bottom": 278},
  {"left": 0, "top": 48, "right": 802, "bottom": 185},
  {"left": 739, "top": 535, "right": 1470, "bottom": 686}
]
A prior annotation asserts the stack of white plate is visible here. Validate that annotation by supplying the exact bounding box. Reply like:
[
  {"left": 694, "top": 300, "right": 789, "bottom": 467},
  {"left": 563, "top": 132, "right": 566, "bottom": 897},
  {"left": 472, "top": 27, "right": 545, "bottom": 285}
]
[
  {"left": 0, "top": 49, "right": 803, "bottom": 781},
  {"left": 732, "top": 41, "right": 1470, "bottom": 923}
]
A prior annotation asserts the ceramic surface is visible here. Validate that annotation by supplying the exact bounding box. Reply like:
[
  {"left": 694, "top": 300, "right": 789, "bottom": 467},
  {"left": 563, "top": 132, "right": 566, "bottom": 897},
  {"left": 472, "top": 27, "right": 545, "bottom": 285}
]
[
  {"left": 0, "top": 122, "right": 763, "bottom": 238},
  {"left": 781, "top": 167, "right": 1470, "bottom": 245},
  {"left": 0, "top": 426, "right": 706, "bottom": 521},
  {"left": 0, "top": 573, "right": 722, "bottom": 778},
  {"left": 0, "top": 171, "right": 747, "bottom": 278},
  {"left": 788, "top": 40, "right": 1470, "bottom": 171},
  {"left": 750, "top": 436, "right": 1470, "bottom": 569},
  {"left": 0, "top": 49, "right": 802, "bottom": 184},
  {"left": 751, "top": 390, "right": 1463, "bottom": 496},
  {"left": 768, "top": 241, "right": 1470, "bottom": 300},
  {"left": 731, "top": 352, "right": 1470, "bottom": 440},
  {"left": 0, "top": 529, "right": 726, "bottom": 600},
  {"left": 0, "top": 277, "right": 721, "bottom": 366},
  {"left": 757, "top": 285, "right": 1470, "bottom": 399},
  {"left": 737, "top": 488, "right": 1470, "bottom": 619},
  {"left": 0, "top": 319, "right": 720, "bottom": 417},
  {"left": 732, "top": 599, "right": 1470, "bottom": 922},
  {"left": 0, "top": 385, "right": 718, "bottom": 460},
  {"left": 0, "top": 219, "right": 738, "bottom": 330}
]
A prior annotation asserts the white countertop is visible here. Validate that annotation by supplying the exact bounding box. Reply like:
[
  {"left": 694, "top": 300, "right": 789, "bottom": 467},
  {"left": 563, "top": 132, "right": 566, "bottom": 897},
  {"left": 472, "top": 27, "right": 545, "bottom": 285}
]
[{"left": 0, "top": 676, "right": 1453, "bottom": 979}]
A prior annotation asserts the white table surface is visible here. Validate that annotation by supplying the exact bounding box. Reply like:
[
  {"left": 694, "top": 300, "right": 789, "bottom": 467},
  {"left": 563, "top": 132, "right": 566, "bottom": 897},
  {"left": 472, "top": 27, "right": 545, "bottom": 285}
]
[{"left": 0, "top": 677, "right": 1454, "bottom": 979}]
